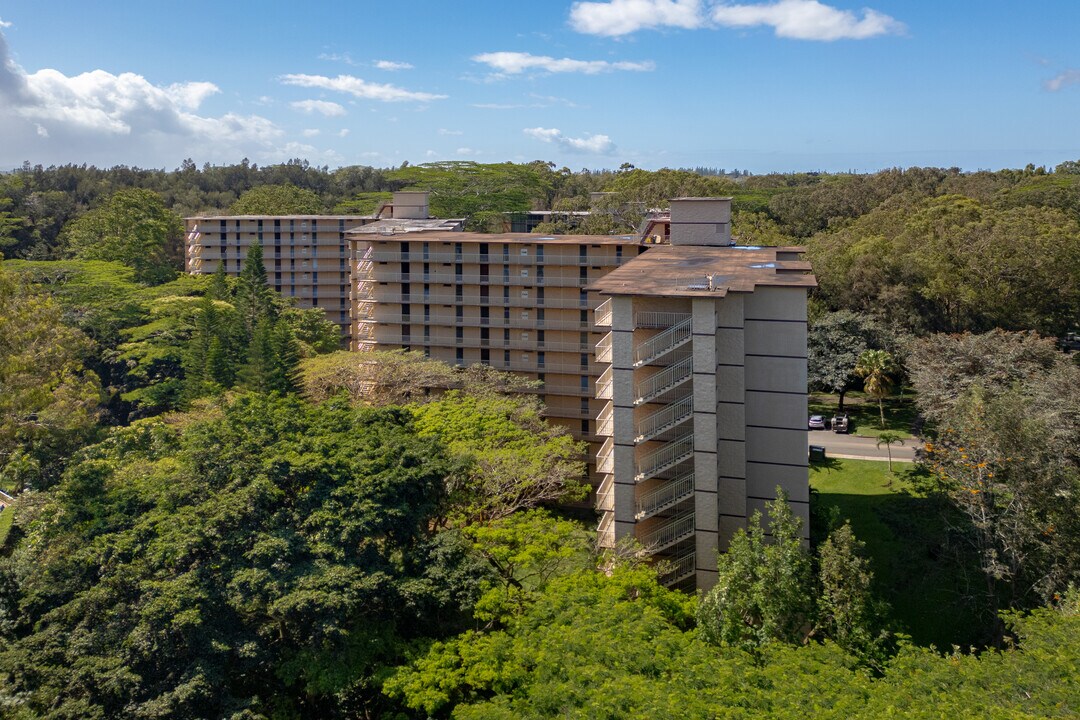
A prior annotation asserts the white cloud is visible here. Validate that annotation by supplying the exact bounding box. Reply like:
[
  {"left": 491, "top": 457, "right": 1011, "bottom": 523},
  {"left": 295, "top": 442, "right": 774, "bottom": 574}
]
[
  {"left": 318, "top": 52, "right": 358, "bottom": 65},
  {"left": 473, "top": 51, "right": 654, "bottom": 75},
  {"left": 569, "top": 0, "right": 705, "bottom": 36},
  {"left": 279, "top": 73, "right": 446, "bottom": 102},
  {"left": 523, "top": 126, "right": 615, "bottom": 154},
  {"left": 375, "top": 60, "right": 414, "bottom": 71},
  {"left": 456, "top": 147, "right": 477, "bottom": 156},
  {"left": 472, "top": 102, "right": 529, "bottom": 110},
  {"left": 338, "top": 128, "right": 350, "bottom": 137},
  {"left": 710, "top": 0, "right": 905, "bottom": 41},
  {"left": 1045, "top": 69, "right": 1080, "bottom": 92},
  {"left": 290, "top": 98, "right": 347, "bottom": 116},
  {"left": 569, "top": 0, "right": 904, "bottom": 41},
  {"left": 0, "top": 18, "right": 12, "bottom": 29},
  {"left": 0, "top": 29, "right": 294, "bottom": 166},
  {"left": 438, "top": 128, "right": 463, "bottom": 135},
  {"left": 302, "top": 128, "right": 321, "bottom": 137}
]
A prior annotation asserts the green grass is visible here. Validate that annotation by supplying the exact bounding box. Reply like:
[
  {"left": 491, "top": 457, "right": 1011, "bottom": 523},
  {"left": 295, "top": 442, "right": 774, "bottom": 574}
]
[
  {"left": 0, "top": 505, "right": 14, "bottom": 549},
  {"left": 810, "top": 458, "right": 987, "bottom": 648},
  {"left": 809, "top": 392, "right": 919, "bottom": 439}
]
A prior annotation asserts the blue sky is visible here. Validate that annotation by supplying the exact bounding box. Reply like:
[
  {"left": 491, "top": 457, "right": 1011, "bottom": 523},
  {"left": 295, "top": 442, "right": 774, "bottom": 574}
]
[{"left": 1, "top": 0, "right": 1079, "bottom": 173}]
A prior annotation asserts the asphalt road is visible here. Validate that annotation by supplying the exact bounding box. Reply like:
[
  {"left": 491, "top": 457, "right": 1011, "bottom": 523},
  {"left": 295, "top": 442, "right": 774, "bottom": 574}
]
[{"left": 807, "top": 430, "right": 917, "bottom": 462}]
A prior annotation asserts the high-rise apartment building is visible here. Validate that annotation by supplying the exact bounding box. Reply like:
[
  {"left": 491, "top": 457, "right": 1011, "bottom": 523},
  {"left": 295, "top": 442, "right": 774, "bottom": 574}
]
[{"left": 185, "top": 193, "right": 816, "bottom": 591}]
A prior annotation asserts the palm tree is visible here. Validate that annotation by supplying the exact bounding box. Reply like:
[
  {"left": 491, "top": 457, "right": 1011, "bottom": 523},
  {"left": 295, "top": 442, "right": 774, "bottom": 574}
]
[
  {"left": 855, "top": 349, "right": 896, "bottom": 429},
  {"left": 876, "top": 431, "right": 905, "bottom": 475}
]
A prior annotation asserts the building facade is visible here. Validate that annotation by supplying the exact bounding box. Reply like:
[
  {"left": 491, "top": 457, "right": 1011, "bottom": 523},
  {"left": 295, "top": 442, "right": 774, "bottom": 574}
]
[{"left": 186, "top": 193, "right": 816, "bottom": 591}]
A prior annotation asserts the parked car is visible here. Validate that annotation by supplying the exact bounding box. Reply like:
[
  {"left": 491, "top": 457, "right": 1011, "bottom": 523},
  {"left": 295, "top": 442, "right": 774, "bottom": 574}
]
[
  {"left": 832, "top": 413, "right": 849, "bottom": 434},
  {"left": 808, "top": 414, "right": 826, "bottom": 430}
]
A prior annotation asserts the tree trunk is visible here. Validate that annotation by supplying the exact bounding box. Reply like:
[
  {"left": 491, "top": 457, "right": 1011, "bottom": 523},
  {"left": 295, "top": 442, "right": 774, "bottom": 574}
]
[
  {"left": 838, "top": 387, "right": 847, "bottom": 413},
  {"left": 878, "top": 397, "right": 886, "bottom": 428}
]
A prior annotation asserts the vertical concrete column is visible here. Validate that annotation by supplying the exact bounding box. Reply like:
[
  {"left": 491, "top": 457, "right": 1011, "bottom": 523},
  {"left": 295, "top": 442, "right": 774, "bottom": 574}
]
[
  {"left": 714, "top": 294, "right": 747, "bottom": 550},
  {"left": 691, "top": 298, "right": 719, "bottom": 589},
  {"left": 609, "top": 295, "right": 638, "bottom": 541}
]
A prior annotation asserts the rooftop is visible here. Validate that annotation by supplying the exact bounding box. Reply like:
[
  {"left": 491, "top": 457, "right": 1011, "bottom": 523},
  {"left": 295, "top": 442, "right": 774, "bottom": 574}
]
[
  {"left": 186, "top": 214, "right": 377, "bottom": 221},
  {"left": 346, "top": 218, "right": 467, "bottom": 235},
  {"left": 588, "top": 245, "right": 816, "bottom": 297}
]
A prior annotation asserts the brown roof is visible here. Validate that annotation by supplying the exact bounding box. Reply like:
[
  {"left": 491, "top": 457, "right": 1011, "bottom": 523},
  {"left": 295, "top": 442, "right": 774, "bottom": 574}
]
[{"left": 588, "top": 245, "right": 817, "bottom": 297}]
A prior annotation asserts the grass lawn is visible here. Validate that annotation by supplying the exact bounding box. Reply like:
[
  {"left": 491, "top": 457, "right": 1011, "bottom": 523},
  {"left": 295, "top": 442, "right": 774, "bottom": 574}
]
[
  {"left": 0, "top": 505, "right": 14, "bottom": 548},
  {"left": 809, "top": 391, "right": 920, "bottom": 439},
  {"left": 810, "top": 458, "right": 987, "bottom": 648}
]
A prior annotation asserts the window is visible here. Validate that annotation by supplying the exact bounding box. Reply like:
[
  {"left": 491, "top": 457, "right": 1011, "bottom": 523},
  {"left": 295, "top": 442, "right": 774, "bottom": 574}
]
[
  {"left": 480, "top": 327, "right": 489, "bottom": 344},
  {"left": 581, "top": 419, "right": 590, "bottom": 435},
  {"left": 456, "top": 348, "right": 464, "bottom": 365},
  {"left": 580, "top": 397, "right": 590, "bottom": 415},
  {"left": 537, "top": 351, "right": 545, "bottom": 367},
  {"left": 481, "top": 348, "right": 490, "bottom": 365},
  {"left": 456, "top": 327, "right": 463, "bottom": 341},
  {"left": 456, "top": 305, "right": 463, "bottom": 319}
]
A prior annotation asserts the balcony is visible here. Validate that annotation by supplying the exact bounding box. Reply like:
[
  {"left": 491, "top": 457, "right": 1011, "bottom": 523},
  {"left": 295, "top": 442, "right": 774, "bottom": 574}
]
[
  {"left": 595, "top": 367, "right": 613, "bottom": 400},
  {"left": 635, "top": 471, "right": 695, "bottom": 520},
  {"left": 635, "top": 311, "right": 691, "bottom": 329},
  {"left": 641, "top": 512, "right": 695, "bottom": 553},
  {"left": 635, "top": 433, "right": 694, "bottom": 483},
  {"left": 633, "top": 358, "right": 692, "bottom": 406},
  {"left": 597, "top": 511, "right": 615, "bottom": 549},
  {"left": 595, "top": 298, "right": 613, "bottom": 327},
  {"left": 634, "top": 396, "right": 693, "bottom": 443},
  {"left": 596, "top": 437, "right": 614, "bottom": 474},
  {"left": 595, "top": 332, "right": 613, "bottom": 364},
  {"left": 660, "top": 550, "right": 696, "bottom": 586},
  {"left": 633, "top": 316, "right": 692, "bottom": 367},
  {"left": 596, "top": 403, "right": 613, "bottom": 437},
  {"left": 595, "top": 474, "right": 615, "bottom": 512}
]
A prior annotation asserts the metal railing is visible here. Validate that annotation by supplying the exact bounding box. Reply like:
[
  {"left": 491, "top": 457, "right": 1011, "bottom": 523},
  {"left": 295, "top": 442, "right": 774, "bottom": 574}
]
[
  {"left": 660, "top": 550, "right": 696, "bottom": 586},
  {"left": 597, "top": 511, "right": 615, "bottom": 549},
  {"left": 641, "top": 512, "right": 695, "bottom": 552},
  {"left": 595, "top": 474, "right": 615, "bottom": 512},
  {"left": 634, "top": 358, "right": 692, "bottom": 405},
  {"left": 633, "top": 316, "right": 692, "bottom": 367},
  {"left": 596, "top": 404, "right": 613, "bottom": 437},
  {"left": 636, "top": 472, "right": 695, "bottom": 520},
  {"left": 635, "top": 396, "right": 693, "bottom": 443},
  {"left": 635, "top": 311, "right": 691, "bottom": 329},
  {"left": 595, "top": 367, "right": 613, "bottom": 400},
  {"left": 596, "top": 437, "right": 614, "bottom": 474},
  {"left": 371, "top": 251, "right": 631, "bottom": 267},
  {"left": 372, "top": 312, "right": 602, "bottom": 332},
  {"left": 373, "top": 271, "right": 590, "bottom": 288},
  {"left": 393, "top": 294, "right": 594, "bottom": 310},
  {"left": 595, "top": 332, "right": 613, "bottom": 363},
  {"left": 373, "top": 334, "right": 594, "bottom": 355},
  {"left": 595, "top": 299, "right": 613, "bottom": 327},
  {"left": 635, "top": 433, "right": 694, "bottom": 483}
]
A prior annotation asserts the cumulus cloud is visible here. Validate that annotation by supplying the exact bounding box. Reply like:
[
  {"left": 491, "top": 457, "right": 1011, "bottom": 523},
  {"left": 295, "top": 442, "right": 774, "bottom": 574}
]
[
  {"left": 473, "top": 51, "right": 654, "bottom": 75},
  {"left": 302, "top": 128, "right": 321, "bottom": 137},
  {"left": 338, "top": 128, "right": 350, "bottom": 137},
  {"left": 523, "top": 126, "right": 615, "bottom": 154},
  {"left": 0, "top": 29, "right": 286, "bottom": 166},
  {"left": 290, "top": 98, "right": 347, "bottom": 116},
  {"left": 375, "top": 60, "right": 414, "bottom": 71},
  {"left": 710, "top": 0, "right": 905, "bottom": 40},
  {"left": 279, "top": 73, "right": 446, "bottom": 102},
  {"left": 0, "top": 18, "right": 12, "bottom": 29},
  {"left": 1045, "top": 69, "right": 1080, "bottom": 92},
  {"left": 438, "top": 128, "right": 463, "bottom": 135},
  {"left": 569, "top": 0, "right": 904, "bottom": 41},
  {"left": 569, "top": 0, "right": 705, "bottom": 36}
]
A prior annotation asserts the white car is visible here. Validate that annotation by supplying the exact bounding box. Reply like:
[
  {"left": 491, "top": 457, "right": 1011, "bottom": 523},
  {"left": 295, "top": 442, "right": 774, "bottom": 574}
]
[{"left": 808, "top": 415, "right": 826, "bottom": 430}]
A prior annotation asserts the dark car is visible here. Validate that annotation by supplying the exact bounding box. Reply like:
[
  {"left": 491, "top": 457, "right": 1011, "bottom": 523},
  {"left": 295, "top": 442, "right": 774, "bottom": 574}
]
[{"left": 832, "top": 413, "right": 849, "bottom": 434}]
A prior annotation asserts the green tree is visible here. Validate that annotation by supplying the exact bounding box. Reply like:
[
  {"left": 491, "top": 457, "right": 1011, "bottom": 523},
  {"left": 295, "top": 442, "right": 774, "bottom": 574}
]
[
  {"left": 697, "top": 490, "right": 813, "bottom": 651},
  {"left": 229, "top": 184, "right": 323, "bottom": 215},
  {"left": 808, "top": 311, "right": 878, "bottom": 411},
  {"left": 817, "top": 521, "right": 890, "bottom": 666},
  {"left": 855, "top": 349, "right": 896, "bottom": 428},
  {"left": 876, "top": 430, "right": 905, "bottom": 474},
  {"left": 233, "top": 242, "right": 275, "bottom": 337},
  {"left": 62, "top": 188, "right": 183, "bottom": 284}
]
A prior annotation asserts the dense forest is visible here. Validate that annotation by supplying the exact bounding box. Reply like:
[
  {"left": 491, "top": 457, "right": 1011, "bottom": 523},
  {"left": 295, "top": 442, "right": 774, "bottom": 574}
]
[{"left": 1, "top": 159, "right": 1078, "bottom": 718}]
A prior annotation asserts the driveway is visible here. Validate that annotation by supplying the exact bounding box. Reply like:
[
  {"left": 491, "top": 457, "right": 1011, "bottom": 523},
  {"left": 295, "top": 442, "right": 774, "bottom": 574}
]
[{"left": 807, "top": 431, "right": 917, "bottom": 462}]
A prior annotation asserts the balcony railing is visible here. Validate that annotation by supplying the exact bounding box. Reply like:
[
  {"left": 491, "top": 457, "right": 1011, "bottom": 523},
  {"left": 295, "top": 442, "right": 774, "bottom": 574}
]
[
  {"left": 373, "top": 271, "right": 589, "bottom": 288},
  {"left": 595, "top": 474, "right": 615, "bottom": 512},
  {"left": 634, "top": 358, "right": 692, "bottom": 406},
  {"left": 595, "top": 299, "right": 613, "bottom": 327},
  {"left": 371, "top": 251, "right": 631, "bottom": 267},
  {"left": 596, "top": 437, "right": 614, "bottom": 474},
  {"left": 373, "top": 312, "right": 602, "bottom": 332},
  {"left": 635, "top": 396, "right": 693, "bottom": 443},
  {"left": 392, "top": 294, "right": 594, "bottom": 310},
  {"left": 596, "top": 403, "right": 614, "bottom": 437},
  {"left": 597, "top": 511, "right": 615, "bottom": 549},
  {"left": 636, "top": 471, "right": 695, "bottom": 520},
  {"left": 595, "top": 332, "right": 613, "bottom": 363},
  {"left": 635, "top": 433, "right": 694, "bottom": 483},
  {"left": 633, "top": 316, "right": 692, "bottom": 367},
  {"left": 595, "top": 367, "right": 613, "bottom": 400},
  {"left": 641, "top": 512, "right": 695, "bottom": 552},
  {"left": 634, "top": 311, "right": 691, "bottom": 329},
  {"left": 660, "top": 550, "right": 696, "bottom": 586}
]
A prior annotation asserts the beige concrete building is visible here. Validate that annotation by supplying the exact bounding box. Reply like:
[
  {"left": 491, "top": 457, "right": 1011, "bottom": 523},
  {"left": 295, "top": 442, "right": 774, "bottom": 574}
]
[{"left": 185, "top": 193, "right": 816, "bottom": 591}]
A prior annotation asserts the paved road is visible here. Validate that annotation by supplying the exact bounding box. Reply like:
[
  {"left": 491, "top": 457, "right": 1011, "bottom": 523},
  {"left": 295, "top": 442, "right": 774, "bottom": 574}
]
[{"left": 807, "top": 430, "right": 917, "bottom": 462}]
